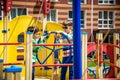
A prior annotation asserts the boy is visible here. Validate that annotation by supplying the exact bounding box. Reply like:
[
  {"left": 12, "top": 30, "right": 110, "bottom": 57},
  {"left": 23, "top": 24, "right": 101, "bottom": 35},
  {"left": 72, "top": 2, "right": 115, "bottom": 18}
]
[
  {"left": 27, "top": 26, "right": 49, "bottom": 80},
  {"left": 55, "top": 22, "right": 74, "bottom": 80}
]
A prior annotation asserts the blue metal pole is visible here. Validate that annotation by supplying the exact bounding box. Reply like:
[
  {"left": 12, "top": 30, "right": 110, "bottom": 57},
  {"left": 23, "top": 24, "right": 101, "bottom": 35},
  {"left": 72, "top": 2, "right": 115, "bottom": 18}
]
[{"left": 72, "top": 0, "right": 82, "bottom": 79}]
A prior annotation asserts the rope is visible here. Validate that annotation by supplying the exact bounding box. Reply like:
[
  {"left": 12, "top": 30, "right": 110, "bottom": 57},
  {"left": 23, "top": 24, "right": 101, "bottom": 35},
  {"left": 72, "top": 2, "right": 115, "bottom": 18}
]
[
  {"left": 35, "top": 0, "right": 44, "bottom": 26},
  {"left": 90, "top": 0, "right": 94, "bottom": 42},
  {"left": 25, "top": 0, "right": 45, "bottom": 47}
]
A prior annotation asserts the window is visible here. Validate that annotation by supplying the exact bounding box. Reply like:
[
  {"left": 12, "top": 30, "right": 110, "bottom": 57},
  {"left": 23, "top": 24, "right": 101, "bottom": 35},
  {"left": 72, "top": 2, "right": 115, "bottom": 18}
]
[
  {"left": 47, "top": 9, "right": 58, "bottom": 22},
  {"left": 68, "top": 11, "right": 72, "bottom": 20},
  {"left": 18, "top": 32, "right": 24, "bottom": 43},
  {"left": 0, "top": 11, "right": 3, "bottom": 20},
  {"left": 98, "top": 0, "right": 115, "bottom": 5},
  {"left": 68, "top": 0, "right": 86, "bottom": 4},
  {"left": 108, "top": 35, "right": 113, "bottom": 44},
  {"left": 17, "top": 32, "right": 24, "bottom": 53},
  {"left": 68, "top": 10, "right": 86, "bottom": 29},
  {"left": 81, "top": 0, "right": 86, "bottom": 4},
  {"left": 81, "top": 11, "right": 85, "bottom": 28},
  {"left": 40, "top": 0, "right": 58, "bottom": 2},
  {"left": 10, "top": 8, "right": 27, "bottom": 20},
  {"left": 98, "top": 11, "right": 115, "bottom": 29},
  {"left": 68, "top": 0, "right": 72, "bottom": 3},
  {"left": 51, "top": 0, "right": 59, "bottom": 2}
]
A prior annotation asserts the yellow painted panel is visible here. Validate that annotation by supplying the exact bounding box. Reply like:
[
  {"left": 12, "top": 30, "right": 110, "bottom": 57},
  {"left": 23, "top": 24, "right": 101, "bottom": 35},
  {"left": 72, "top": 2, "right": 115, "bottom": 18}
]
[
  {"left": 0, "top": 21, "right": 3, "bottom": 58},
  {"left": 0, "top": 15, "right": 64, "bottom": 78}
]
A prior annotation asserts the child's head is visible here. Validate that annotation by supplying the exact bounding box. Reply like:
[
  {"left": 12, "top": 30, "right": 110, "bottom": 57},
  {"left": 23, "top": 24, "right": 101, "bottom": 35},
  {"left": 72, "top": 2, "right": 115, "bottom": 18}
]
[
  {"left": 27, "top": 26, "right": 40, "bottom": 39},
  {"left": 62, "top": 21, "right": 72, "bottom": 34}
]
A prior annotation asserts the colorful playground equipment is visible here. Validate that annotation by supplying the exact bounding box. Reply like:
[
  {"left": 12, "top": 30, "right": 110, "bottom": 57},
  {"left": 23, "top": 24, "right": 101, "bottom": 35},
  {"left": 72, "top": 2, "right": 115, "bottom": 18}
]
[
  {"left": 0, "top": 59, "right": 3, "bottom": 80},
  {"left": 4, "top": 65, "right": 22, "bottom": 80},
  {"left": 87, "top": 33, "right": 120, "bottom": 79},
  {"left": 0, "top": 0, "right": 120, "bottom": 80},
  {"left": 0, "top": 0, "right": 119, "bottom": 80},
  {"left": 0, "top": 16, "right": 119, "bottom": 80},
  {"left": 0, "top": 59, "right": 22, "bottom": 80}
]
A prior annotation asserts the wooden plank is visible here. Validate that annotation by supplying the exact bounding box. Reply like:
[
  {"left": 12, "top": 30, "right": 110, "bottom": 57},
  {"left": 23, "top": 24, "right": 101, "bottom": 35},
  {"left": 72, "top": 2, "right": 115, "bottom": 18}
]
[
  {"left": 15, "top": 72, "right": 21, "bottom": 80},
  {"left": 0, "top": 60, "right": 3, "bottom": 80},
  {"left": 5, "top": 73, "right": 14, "bottom": 80}
]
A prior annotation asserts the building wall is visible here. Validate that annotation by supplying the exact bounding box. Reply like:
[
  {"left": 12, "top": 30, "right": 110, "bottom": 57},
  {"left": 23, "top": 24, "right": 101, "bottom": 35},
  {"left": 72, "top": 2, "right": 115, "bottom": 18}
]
[
  {"left": 12, "top": 0, "right": 120, "bottom": 42},
  {"left": 12, "top": 0, "right": 120, "bottom": 30}
]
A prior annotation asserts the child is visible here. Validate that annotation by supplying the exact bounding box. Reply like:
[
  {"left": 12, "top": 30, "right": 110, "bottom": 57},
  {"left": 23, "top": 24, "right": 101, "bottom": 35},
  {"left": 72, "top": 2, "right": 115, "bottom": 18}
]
[
  {"left": 27, "top": 26, "right": 49, "bottom": 80},
  {"left": 55, "top": 22, "right": 74, "bottom": 80}
]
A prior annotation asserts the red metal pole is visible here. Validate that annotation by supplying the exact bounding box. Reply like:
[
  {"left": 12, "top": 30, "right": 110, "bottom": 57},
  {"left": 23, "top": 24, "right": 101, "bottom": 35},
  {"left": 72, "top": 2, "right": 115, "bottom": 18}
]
[
  {"left": 103, "top": 43, "right": 120, "bottom": 49},
  {"left": 3, "top": 62, "right": 23, "bottom": 66},
  {"left": 33, "top": 64, "right": 73, "bottom": 67},
  {"left": 0, "top": 42, "right": 22, "bottom": 45},
  {"left": 33, "top": 43, "right": 73, "bottom": 46}
]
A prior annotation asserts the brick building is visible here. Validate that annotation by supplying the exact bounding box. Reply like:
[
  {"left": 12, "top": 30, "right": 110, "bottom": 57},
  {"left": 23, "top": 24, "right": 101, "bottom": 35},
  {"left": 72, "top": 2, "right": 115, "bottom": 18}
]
[{"left": 1, "top": 0, "right": 120, "bottom": 42}]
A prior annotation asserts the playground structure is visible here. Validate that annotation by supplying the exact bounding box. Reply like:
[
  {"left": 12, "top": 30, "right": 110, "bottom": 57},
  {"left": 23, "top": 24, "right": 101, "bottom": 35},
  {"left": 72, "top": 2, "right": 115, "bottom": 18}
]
[
  {"left": 87, "top": 33, "right": 120, "bottom": 79},
  {"left": 0, "top": 16, "right": 119, "bottom": 79},
  {"left": 0, "top": 0, "right": 120, "bottom": 80},
  {"left": 0, "top": 59, "right": 22, "bottom": 80}
]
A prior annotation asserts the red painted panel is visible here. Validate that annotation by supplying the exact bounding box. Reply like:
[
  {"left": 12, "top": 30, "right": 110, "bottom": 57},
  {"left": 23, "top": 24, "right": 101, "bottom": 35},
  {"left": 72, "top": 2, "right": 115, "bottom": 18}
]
[{"left": 87, "top": 43, "right": 115, "bottom": 78}]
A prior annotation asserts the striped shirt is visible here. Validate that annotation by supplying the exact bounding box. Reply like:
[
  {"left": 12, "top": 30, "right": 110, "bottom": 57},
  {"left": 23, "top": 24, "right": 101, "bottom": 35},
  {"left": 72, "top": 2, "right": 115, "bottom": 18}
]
[{"left": 57, "top": 31, "right": 73, "bottom": 57}]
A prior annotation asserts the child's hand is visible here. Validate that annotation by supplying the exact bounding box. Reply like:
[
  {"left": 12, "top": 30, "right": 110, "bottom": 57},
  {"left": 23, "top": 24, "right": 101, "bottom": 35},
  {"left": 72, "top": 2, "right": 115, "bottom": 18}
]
[
  {"left": 47, "top": 31, "right": 51, "bottom": 35},
  {"left": 54, "top": 34, "right": 60, "bottom": 40},
  {"left": 63, "top": 40, "right": 68, "bottom": 43}
]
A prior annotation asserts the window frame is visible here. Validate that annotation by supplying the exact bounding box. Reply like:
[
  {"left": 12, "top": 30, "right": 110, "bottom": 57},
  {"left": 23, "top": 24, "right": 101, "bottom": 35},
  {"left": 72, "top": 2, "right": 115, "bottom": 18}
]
[
  {"left": 68, "top": 10, "right": 72, "bottom": 20},
  {"left": 0, "top": 11, "right": 3, "bottom": 20},
  {"left": 68, "top": 10, "right": 86, "bottom": 29},
  {"left": 98, "top": 0, "right": 116, "bottom": 5},
  {"left": 81, "top": 10, "right": 86, "bottom": 29},
  {"left": 68, "top": 0, "right": 72, "bottom": 4},
  {"left": 46, "top": 9, "right": 58, "bottom": 22},
  {"left": 81, "top": 0, "right": 86, "bottom": 4},
  {"left": 10, "top": 7, "right": 28, "bottom": 20},
  {"left": 17, "top": 32, "right": 24, "bottom": 43},
  {"left": 40, "top": 0, "right": 59, "bottom": 2},
  {"left": 98, "top": 11, "right": 115, "bottom": 29},
  {"left": 51, "top": 0, "right": 59, "bottom": 2},
  {"left": 108, "top": 34, "right": 113, "bottom": 44},
  {"left": 68, "top": 0, "right": 86, "bottom": 4}
]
